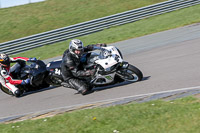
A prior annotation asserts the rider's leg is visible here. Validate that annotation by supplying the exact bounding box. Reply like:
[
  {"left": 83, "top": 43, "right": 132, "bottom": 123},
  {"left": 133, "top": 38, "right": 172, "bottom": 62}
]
[
  {"left": 61, "top": 64, "right": 92, "bottom": 94},
  {"left": 1, "top": 82, "right": 22, "bottom": 97},
  {"left": 68, "top": 78, "right": 91, "bottom": 95}
]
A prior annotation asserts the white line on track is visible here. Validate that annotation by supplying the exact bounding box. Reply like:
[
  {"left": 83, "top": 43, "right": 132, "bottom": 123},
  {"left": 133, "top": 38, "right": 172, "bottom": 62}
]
[
  {"left": 1, "top": 85, "right": 200, "bottom": 121},
  {"left": 108, "top": 85, "right": 200, "bottom": 102}
]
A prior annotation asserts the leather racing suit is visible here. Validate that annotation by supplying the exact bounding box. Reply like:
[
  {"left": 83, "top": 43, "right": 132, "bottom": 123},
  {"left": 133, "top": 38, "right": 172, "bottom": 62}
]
[
  {"left": 0, "top": 57, "right": 30, "bottom": 95},
  {"left": 61, "top": 44, "right": 106, "bottom": 94}
]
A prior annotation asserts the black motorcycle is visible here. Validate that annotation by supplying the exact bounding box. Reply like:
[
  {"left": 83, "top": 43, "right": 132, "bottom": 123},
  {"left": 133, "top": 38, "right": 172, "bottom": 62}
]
[{"left": 0, "top": 60, "right": 50, "bottom": 97}]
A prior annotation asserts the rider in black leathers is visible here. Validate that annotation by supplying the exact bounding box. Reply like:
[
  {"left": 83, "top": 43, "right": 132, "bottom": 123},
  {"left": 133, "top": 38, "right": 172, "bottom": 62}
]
[{"left": 61, "top": 39, "right": 106, "bottom": 95}]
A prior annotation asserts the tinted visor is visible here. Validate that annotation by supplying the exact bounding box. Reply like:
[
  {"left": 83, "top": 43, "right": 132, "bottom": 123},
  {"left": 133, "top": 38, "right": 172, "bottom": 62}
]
[{"left": 0, "top": 58, "right": 10, "bottom": 67}]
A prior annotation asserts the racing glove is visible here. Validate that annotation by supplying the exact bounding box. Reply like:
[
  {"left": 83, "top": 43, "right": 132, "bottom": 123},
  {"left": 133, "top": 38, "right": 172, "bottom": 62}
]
[
  {"left": 28, "top": 57, "right": 37, "bottom": 62},
  {"left": 21, "top": 78, "right": 30, "bottom": 85},
  {"left": 87, "top": 43, "right": 107, "bottom": 51},
  {"left": 94, "top": 43, "right": 107, "bottom": 50},
  {"left": 96, "top": 43, "right": 107, "bottom": 47},
  {"left": 85, "top": 70, "right": 95, "bottom": 76}
]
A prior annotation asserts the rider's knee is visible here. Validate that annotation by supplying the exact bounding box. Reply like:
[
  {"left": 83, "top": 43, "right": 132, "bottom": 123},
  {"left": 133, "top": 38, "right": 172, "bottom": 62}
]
[{"left": 14, "top": 89, "right": 22, "bottom": 97}]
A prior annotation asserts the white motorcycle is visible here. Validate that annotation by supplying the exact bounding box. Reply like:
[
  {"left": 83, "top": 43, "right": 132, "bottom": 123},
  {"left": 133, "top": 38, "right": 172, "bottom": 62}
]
[
  {"left": 46, "top": 46, "right": 143, "bottom": 87},
  {"left": 85, "top": 46, "right": 143, "bottom": 86}
]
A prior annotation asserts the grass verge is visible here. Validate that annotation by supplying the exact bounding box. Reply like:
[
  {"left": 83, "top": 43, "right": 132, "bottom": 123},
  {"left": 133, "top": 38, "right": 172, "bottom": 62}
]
[
  {"left": 13, "top": 4, "right": 200, "bottom": 60},
  {"left": 0, "top": 0, "right": 166, "bottom": 43},
  {"left": 0, "top": 96, "right": 199, "bottom": 133}
]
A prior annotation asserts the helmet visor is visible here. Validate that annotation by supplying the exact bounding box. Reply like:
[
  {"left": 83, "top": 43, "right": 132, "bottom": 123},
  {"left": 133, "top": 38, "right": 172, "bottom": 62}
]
[
  {"left": 0, "top": 61, "right": 10, "bottom": 67},
  {"left": 0, "top": 56, "right": 10, "bottom": 67}
]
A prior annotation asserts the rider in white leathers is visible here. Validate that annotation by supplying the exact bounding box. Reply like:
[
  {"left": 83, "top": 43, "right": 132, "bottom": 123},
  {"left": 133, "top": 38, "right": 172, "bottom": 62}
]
[{"left": 0, "top": 53, "right": 36, "bottom": 97}]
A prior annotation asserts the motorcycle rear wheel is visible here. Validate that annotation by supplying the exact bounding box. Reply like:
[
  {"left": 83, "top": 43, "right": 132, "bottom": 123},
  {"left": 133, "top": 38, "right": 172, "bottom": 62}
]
[{"left": 117, "top": 64, "right": 143, "bottom": 82}]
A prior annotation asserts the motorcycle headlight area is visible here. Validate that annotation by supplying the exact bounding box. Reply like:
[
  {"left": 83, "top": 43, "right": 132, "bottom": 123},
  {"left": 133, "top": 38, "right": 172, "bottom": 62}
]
[{"left": 99, "top": 50, "right": 111, "bottom": 59}]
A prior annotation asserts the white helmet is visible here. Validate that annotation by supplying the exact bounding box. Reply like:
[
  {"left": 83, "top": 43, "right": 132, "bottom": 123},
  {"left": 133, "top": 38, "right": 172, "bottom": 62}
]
[{"left": 69, "top": 39, "right": 84, "bottom": 58}]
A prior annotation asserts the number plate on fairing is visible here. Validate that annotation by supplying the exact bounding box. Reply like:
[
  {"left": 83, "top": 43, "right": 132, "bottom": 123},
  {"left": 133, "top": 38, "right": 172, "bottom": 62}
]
[{"left": 55, "top": 68, "right": 61, "bottom": 75}]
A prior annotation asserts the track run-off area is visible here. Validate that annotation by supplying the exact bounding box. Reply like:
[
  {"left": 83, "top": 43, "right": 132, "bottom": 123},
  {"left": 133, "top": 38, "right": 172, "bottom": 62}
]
[{"left": 0, "top": 23, "right": 200, "bottom": 121}]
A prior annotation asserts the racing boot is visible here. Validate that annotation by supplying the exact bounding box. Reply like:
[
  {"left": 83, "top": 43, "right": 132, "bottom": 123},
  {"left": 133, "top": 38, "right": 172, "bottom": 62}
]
[
  {"left": 78, "top": 86, "right": 88, "bottom": 95},
  {"left": 78, "top": 84, "right": 94, "bottom": 95},
  {"left": 68, "top": 78, "right": 93, "bottom": 95}
]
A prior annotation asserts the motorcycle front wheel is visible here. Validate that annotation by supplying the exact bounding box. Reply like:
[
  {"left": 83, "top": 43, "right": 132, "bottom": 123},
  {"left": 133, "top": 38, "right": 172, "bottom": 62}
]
[{"left": 116, "top": 64, "right": 143, "bottom": 82}]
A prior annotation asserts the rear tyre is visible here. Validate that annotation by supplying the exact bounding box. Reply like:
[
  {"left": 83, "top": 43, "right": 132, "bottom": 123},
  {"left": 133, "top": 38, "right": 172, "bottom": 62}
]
[{"left": 116, "top": 64, "right": 143, "bottom": 82}]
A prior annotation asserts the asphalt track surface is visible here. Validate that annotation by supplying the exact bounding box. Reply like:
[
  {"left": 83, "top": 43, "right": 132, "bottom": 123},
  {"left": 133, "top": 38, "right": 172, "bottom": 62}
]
[{"left": 0, "top": 23, "right": 200, "bottom": 119}]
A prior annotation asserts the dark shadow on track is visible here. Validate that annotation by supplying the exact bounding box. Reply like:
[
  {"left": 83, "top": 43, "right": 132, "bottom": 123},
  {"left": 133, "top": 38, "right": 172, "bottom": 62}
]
[
  {"left": 19, "top": 76, "right": 151, "bottom": 97},
  {"left": 83, "top": 76, "right": 151, "bottom": 95},
  {"left": 20, "top": 86, "right": 59, "bottom": 97},
  {"left": 142, "top": 76, "right": 151, "bottom": 81}
]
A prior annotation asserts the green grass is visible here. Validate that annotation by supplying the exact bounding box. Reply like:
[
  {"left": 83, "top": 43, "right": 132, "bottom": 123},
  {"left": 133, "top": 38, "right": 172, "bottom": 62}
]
[
  {"left": 13, "top": 4, "right": 200, "bottom": 60},
  {"left": 0, "top": 97, "right": 199, "bottom": 133},
  {"left": 0, "top": 0, "right": 167, "bottom": 43}
]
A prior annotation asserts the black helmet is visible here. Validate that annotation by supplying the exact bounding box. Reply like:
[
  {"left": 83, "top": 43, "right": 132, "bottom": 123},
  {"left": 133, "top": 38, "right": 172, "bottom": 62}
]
[
  {"left": 69, "top": 39, "right": 84, "bottom": 58},
  {"left": 0, "top": 53, "right": 10, "bottom": 67}
]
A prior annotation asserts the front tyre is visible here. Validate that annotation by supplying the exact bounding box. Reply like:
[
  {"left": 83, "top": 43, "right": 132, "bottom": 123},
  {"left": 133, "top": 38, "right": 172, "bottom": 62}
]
[{"left": 117, "top": 64, "right": 143, "bottom": 82}]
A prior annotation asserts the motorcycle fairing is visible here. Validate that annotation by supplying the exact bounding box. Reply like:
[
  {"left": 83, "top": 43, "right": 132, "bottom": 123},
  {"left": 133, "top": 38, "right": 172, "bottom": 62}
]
[{"left": 91, "top": 73, "right": 116, "bottom": 85}]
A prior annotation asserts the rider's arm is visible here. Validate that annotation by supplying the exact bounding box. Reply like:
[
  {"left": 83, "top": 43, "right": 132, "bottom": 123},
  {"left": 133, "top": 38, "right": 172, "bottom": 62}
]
[
  {"left": 84, "top": 43, "right": 107, "bottom": 52},
  {"left": 0, "top": 70, "right": 23, "bottom": 85},
  {"left": 10, "top": 57, "right": 29, "bottom": 62},
  {"left": 71, "top": 67, "right": 90, "bottom": 77},
  {"left": 67, "top": 61, "right": 90, "bottom": 77},
  {"left": 63, "top": 57, "right": 90, "bottom": 77},
  {"left": 10, "top": 57, "right": 37, "bottom": 63}
]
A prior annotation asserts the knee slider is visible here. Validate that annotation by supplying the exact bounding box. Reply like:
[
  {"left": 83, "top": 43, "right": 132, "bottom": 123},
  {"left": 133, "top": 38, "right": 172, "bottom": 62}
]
[{"left": 14, "top": 90, "right": 22, "bottom": 97}]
